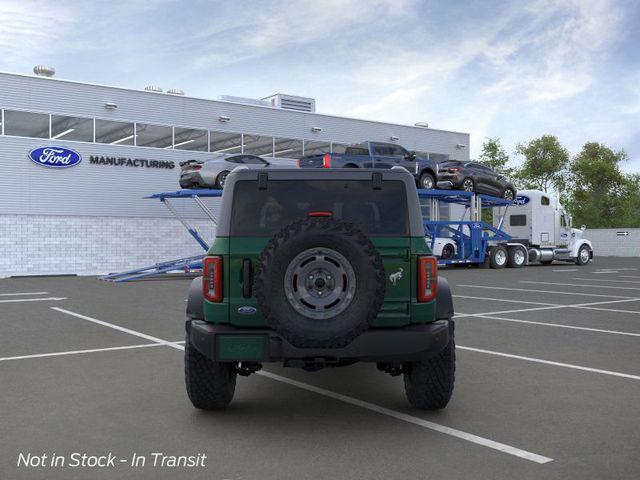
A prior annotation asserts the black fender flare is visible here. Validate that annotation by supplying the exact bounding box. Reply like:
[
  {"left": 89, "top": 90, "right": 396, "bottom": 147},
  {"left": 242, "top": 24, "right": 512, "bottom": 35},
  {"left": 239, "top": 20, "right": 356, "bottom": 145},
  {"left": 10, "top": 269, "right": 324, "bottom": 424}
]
[
  {"left": 186, "top": 276, "right": 204, "bottom": 320},
  {"left": 419, "top": 167, "right": 436, "bottom": 179},
  {"left": 435, "top": 276, "right": 454, "bottom": 320}
]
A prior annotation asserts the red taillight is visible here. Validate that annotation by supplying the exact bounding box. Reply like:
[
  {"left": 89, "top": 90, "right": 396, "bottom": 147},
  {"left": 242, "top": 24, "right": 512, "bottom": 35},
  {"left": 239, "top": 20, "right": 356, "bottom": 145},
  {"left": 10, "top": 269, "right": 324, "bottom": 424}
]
[
  {"left": 322, "top": 153, "right": 331, "bottom": 168},
  {"left": 308, "top": 211, "right": 333, "bottom": 217},
  {"left": 203, "top": 256, "right": 223, "bottom": 302},
  {"left": 297, "top": 159, "right": 301, "bottom": 167},
  {"left": 417, "top": 256, "right": 438, "bottom": 302}
]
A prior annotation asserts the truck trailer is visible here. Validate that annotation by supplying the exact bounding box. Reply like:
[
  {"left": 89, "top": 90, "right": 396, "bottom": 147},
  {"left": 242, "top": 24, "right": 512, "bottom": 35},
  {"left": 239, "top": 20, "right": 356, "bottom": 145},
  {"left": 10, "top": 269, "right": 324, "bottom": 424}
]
[{"left": 421, "top": 188, "right": 593, "bottom": 268}]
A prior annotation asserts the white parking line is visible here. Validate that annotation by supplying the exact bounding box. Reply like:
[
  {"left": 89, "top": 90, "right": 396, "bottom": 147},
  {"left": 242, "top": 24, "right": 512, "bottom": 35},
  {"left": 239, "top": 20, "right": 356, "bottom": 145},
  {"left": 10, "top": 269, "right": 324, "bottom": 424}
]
[
  {"left": 621, "top": 275, "right": 640, "bottom": 279},
  {"left": 51, "top": 307, "right": 184, "bottom": 350},
  {"left": 454, "top": 297, "right": 640, "bottom": 319},
  {"left": 521, "top": 281, "right": 640, "bottom": 292},
  {"left": 0, "top": 343, "right": 163, "bottom": 362},
  {"left": 456, "top": 313, "right": 640, "bottom": 337},
  {"left": 458, "top": 346, "right": 640, "bottom": 380},
  {"left": 258, "top": 370, "right": 553, "bottom": 464},
  {"left": 0, "top": 297, "right": 67, "bottom": 304},
  {"left": 453, "top": 295, "right": 559, "bottom": 307},
  {"left": 0, "top": 292, "right": 49, "bottom": 296},
  {"left": 552, "top": 269, "right": 578, "bottom": 272},
  {"left": 455, "top": 284, "right": 636, "bottom": 299},
  {"left": 573, "top": 278, "right": 640, "bottom": 284},
  {"left": 50, "top": 307, "right": 553, "bottom": 464}
]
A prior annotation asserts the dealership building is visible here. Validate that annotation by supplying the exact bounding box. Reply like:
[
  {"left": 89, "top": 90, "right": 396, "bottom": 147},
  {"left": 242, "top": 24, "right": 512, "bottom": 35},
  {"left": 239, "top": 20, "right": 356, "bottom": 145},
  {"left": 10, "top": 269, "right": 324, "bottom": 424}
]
[{"left": 0, "top": 69, "right": 470, "bottom": 278}]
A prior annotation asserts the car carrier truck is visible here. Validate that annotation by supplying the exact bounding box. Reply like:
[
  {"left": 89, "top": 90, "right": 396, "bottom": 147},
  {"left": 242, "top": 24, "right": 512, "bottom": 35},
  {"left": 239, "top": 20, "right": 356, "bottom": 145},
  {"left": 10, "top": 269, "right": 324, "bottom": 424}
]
[{"left": 421, "top": 188, "right": 593, "bottom": 268}]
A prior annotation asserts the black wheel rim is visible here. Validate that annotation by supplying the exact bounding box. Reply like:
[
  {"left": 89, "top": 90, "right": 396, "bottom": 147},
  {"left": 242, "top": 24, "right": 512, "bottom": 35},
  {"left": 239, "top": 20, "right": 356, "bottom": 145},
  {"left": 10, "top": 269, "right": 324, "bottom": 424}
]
[{"left": 284, "top": 247, "right": 356, "bottom": 319}]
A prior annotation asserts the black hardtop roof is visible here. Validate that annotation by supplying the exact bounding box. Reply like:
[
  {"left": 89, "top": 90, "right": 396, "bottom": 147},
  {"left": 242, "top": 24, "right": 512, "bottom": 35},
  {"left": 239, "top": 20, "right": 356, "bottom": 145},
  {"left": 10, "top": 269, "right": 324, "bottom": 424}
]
[{"left": 216, "top": 167, "right": 425, "bottom": 237}]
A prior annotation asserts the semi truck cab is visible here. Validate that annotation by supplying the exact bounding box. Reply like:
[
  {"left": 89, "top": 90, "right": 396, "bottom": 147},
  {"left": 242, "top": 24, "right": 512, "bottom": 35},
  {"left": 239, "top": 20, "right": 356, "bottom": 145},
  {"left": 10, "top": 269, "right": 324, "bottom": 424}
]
[{"left": 496, "top": 190, "right": 593, "bottom": 265}]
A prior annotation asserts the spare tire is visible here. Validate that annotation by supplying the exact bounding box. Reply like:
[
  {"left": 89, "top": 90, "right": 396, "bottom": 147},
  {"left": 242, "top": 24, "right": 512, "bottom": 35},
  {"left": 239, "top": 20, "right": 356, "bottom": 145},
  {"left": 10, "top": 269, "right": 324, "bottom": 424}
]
[{"left": 254, "top": 217, "right": 386, "bottom": 348}]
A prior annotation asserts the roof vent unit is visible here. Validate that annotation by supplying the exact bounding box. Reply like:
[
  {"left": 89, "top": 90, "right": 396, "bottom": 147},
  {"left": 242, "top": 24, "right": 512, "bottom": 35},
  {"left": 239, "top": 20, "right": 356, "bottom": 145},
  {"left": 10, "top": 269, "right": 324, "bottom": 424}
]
[
  {"left": 144, "top": 85, "right": 163, "bottom": 93},
  {"left": 219, "top": 95, "right": 270, "bottom": 107},
  {"left": 167, "top": 88, "right": 185, "bottom": 96},
  {"left": 33, "top": 65, "right": 55, "bottom": 77},
  {"left": 262, "top": 94, "right": 316, "bottom": 112}
]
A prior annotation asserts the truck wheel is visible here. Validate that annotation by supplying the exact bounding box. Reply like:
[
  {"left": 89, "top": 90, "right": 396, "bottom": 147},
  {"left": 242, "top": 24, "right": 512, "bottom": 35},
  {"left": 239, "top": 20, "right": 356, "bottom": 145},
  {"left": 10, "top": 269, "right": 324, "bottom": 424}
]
[
  {"left": 576, "top": 245, "right": 591, "bottom": 265},
  {"left": 215, "top": 171, "right": 230, "bottom": 189},
  {"left": 419, "top": 172, "right": 435, "bottom": 190},
  {"left": 254, "top": 217, "right": 386, "bottom": 348},
  {"left": 489, "top": 245, "right": 508, "bottom": 269},
  {"left": 404, "top": 320, "right": 455, "bottom": 410},
  {"left": 185, "top": 337, "right": 236, "bottom": 410},
  {"left": 507, "top": 246, "right": 526, "bottom": 268}
]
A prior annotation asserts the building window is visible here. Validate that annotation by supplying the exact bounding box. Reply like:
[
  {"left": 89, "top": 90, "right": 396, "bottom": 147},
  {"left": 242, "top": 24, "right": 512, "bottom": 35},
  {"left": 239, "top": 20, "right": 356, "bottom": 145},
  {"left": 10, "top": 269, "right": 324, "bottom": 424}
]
[
  {"left": 51, "top": 115, "right": 93, "bottom": 142},
  {"left": 331, "top": 143, "right": 348, "bottom": 154},
  {"left": 173, "top": 127, "right": 208, "bottom": 151},
  {"left": 3, "top": 110, "right": 49, "bottom": 138},
  {"left": 274, "top": 137, "right": 303, "bottom": 158},
  {"left": 135, "top": 123, "right": 172, "bottom": 149},
  {"left": 95, "top": 119, "right": 135, "bottom": 145},
  {"left": 303, "top": 140, "right": 331, "bottom": 156},
  {"left": 210, "top": 131, "right": 242, "bottom": 154},
  {"left": 243, "top": 135, "right": 274, "bottom": 156}
]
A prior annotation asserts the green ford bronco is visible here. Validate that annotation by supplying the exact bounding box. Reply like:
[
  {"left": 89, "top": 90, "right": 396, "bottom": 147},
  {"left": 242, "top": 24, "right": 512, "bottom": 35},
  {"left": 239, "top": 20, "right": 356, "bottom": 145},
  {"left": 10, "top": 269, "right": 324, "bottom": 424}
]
[{"left": 185, "top": 168, "right": 455, "bottom": 410}]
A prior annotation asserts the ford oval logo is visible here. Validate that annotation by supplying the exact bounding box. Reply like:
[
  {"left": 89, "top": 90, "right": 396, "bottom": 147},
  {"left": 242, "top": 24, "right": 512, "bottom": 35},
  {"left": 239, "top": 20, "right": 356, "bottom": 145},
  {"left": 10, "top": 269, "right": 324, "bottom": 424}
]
[
  {"left": 28, "top": 146, "right": 82, "bottom": 168},
  {"left": 237, "top": 306, "right": 257, "bottom": 315},
  {"left": 514, "top": 195, "right": 530, "bottom": 206}
]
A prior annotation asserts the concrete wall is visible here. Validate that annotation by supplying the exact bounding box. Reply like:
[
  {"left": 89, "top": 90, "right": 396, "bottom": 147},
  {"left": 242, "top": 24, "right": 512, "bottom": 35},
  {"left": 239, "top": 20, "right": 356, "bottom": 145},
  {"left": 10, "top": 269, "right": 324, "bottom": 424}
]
[
  {"left": 0, "top": 215, "right": 216, "bottom": 277},
  {"left": 584, "top": 228, "right": 640, "bottom": 257}
]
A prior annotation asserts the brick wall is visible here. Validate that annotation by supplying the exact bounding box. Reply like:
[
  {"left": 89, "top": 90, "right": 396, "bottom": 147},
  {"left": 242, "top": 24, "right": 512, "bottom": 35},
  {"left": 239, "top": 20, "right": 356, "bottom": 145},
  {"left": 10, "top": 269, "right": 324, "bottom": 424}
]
[
  {"left": 0, "top": 215, "right": 216, "bottom": 278},
  {"left": 583, "top": 228, "right": 640, "bottom": 257}
]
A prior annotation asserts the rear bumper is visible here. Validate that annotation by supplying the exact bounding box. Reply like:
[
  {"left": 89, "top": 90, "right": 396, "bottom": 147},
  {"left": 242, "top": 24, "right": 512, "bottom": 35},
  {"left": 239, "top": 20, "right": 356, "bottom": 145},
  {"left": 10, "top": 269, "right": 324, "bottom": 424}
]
[{"left": 186, "top": 320, "right": 450, "bottom": 364}]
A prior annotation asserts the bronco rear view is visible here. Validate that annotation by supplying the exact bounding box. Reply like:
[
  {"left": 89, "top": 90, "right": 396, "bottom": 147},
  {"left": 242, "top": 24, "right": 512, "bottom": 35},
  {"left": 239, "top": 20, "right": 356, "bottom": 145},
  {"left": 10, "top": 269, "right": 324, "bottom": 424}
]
[{"left": 184, "top": 168, "right": 455, "bottom": 410}]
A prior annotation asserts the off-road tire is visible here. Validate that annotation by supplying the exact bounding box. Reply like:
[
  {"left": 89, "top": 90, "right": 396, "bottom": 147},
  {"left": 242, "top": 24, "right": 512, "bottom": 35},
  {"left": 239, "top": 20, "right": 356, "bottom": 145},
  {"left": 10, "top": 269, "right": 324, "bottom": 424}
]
[
  {"left": 404, "top": 320, "right": 455, "bottom": 410},
  {"left": 185, "top": 337, "right": 236, "bottom": 410},
  {"left": 489, "top": 245, "right": 508, "bottom": 269},
  {"left": 254, "top": 217, "right": 386, "bottom": 348},
  {"left": 419, "top": 172, "right": 435, "bottom": 190}
]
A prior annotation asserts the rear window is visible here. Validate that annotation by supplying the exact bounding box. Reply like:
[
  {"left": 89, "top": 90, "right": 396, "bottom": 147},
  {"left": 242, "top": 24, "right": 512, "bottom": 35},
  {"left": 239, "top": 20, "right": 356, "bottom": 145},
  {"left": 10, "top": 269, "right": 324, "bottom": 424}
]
[
  {"left": 230, "top": 180, "right": 409, "bottom": 236},
  {"left": 345, "top": 146, "right": 370, "bottom": 156}
]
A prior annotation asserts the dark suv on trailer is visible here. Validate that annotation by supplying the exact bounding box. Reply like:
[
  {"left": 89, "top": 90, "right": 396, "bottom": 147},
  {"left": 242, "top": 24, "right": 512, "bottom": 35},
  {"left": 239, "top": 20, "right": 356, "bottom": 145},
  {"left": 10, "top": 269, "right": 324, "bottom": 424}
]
[
  {"left": 184, "top": 167, "right": 455, "bottom": 410},
  {"left": 438, "top": 160, "right": 516, "bottom": 199}
]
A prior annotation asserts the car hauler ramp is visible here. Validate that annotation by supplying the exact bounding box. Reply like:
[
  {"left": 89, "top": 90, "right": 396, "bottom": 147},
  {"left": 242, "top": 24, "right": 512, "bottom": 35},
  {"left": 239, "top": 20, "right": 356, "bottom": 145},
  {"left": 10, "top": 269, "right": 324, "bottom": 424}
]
[
  {"left": 418, "top": 189, "right": 513, "bottom": 266},
  {"left": 100, "top": 189, "right": 222, "bottom": 282}
]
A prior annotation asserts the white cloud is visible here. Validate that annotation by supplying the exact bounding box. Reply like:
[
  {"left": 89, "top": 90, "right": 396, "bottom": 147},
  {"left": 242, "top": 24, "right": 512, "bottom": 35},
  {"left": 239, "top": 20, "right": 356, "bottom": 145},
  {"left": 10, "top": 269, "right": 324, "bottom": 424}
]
[{"left": 0, "top": 0, "right": 74, "bottom": 69}]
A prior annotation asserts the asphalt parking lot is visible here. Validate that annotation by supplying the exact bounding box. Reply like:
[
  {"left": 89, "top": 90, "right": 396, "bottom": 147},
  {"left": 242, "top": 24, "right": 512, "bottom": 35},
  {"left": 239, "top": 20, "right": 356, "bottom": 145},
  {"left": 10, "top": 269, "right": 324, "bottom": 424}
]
[{"left": 1, "top": 257, "right": 639, "bottom": 480}]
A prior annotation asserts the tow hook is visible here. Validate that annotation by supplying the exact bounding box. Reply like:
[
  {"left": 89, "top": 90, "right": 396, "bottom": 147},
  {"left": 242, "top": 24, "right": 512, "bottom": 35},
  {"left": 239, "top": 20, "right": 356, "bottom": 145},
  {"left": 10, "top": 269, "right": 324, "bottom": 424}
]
[{"left": 235, "top": 362, "right": 262, "bottom": 376}]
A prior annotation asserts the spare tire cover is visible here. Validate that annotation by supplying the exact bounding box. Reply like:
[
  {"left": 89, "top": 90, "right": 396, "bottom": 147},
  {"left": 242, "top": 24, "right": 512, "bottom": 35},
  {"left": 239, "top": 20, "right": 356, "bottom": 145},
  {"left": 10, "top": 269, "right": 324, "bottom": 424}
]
[{"left": 254, "top": 217, "right": 386, "bottom": 348}]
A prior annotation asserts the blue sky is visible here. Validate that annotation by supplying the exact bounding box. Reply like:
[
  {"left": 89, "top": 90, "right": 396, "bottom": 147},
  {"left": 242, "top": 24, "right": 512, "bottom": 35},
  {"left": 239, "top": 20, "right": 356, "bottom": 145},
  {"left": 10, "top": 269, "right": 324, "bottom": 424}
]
[{"left": 1, "top": 0, "right": 639, "bottom": 171}]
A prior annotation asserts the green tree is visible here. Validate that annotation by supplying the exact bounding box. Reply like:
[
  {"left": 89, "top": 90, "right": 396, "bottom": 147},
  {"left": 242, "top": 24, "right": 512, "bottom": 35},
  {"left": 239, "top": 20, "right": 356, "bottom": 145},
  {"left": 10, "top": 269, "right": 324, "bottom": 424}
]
[
  {"left": 566, "top": 142, "right": 632, "bottom": 228},
  {"left": 515, "top": 135, "right": 569, "bottom": 192},
  {"left": 478, "top": 137, "right": 514, "bottom": 177}
]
